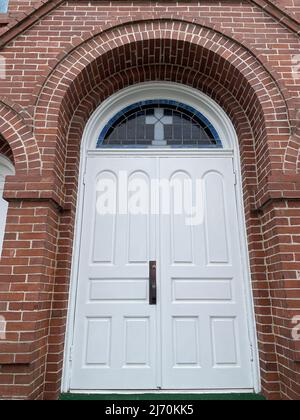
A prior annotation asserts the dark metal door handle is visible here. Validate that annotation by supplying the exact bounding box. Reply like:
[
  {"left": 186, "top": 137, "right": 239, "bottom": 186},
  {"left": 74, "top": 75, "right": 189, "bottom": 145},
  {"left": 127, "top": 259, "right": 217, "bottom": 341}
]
[{"left": 149, "top": 261, "right": 157, "bottom": 305}]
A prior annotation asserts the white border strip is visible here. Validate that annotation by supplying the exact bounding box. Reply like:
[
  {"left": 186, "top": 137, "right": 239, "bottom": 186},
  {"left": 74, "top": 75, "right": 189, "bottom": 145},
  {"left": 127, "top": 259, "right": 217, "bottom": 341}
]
[{"left": 68, "top": 389, "right": 256, "bottom": 395}]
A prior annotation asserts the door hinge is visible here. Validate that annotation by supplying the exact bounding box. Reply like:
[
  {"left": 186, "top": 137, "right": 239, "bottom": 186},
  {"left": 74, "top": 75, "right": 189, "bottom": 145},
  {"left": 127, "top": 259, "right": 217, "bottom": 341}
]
[
  {"left": 69, "top": 345, "right": 74, "bottom": 363},
  {"left": 250, "top": 343, "right": 254, "bottom": 362},
  {"left": 83, "top": 173, "right": 87, "bottom": 185},
  {"left": 233, "top": 171, "right": 237, "bottom": 186}
]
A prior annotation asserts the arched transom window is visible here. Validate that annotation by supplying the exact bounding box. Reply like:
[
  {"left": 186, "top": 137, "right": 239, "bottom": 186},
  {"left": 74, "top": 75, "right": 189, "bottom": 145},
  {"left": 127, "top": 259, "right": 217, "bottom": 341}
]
[{"left": 97, "top": 100, "right": 222, "bottom": 148}]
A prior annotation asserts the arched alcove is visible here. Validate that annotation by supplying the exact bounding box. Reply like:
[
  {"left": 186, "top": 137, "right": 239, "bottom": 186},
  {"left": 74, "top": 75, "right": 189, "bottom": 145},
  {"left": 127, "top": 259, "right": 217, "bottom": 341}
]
[{"left": 62, "top": 82, "right": 260, "bottom": 394}]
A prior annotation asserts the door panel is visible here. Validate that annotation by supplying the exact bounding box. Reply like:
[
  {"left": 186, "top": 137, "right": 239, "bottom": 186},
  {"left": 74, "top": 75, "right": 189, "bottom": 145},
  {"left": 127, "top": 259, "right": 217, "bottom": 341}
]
[
  {"left": 204, "top": 171, "right": 229, "bottom": 264},
  {"left": 71, "top": 157, "right": 158, "bottom": 390},
  {"left": 159, "top": 157, "right": 253, "bottom": 389},
  {"left": 170, "top": 171, "right": 194, "bottom": 264}
]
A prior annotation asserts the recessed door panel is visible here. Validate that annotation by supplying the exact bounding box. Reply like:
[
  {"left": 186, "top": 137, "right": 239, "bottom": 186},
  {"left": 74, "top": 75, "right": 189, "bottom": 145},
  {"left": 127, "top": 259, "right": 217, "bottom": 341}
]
[
  {"left": 204, "top": 171, "right": 229, "bottom": 264},
  {"left": 128, "top": 171, "right": 150, "bottom": 263},
  {"left": 93, "top": 172, "right": 117, "bottom": 264},
  {"left": 211, "top": 317, "right": 239, "bottom": 367},
  {"left": 173, "top": 317, "right": 200, "bottom": 367},
  {"left": 170, "top": 172, "right": 194, "bottom": 264},
  {"left": 124, "top": 317, "right": 150, "bottom": 367},
  {"left": 172, "top": 278, "right": 233, "bottom": 302},
  {"left": 85, "top": 318, "right": 111, "bottom": 366}
]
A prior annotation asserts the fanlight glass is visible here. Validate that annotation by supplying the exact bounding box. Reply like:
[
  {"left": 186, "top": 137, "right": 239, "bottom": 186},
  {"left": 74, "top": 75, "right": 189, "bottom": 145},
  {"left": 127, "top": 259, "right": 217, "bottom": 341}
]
[{"left": 97, "top": 100, "right": 222, "bottom": 149}]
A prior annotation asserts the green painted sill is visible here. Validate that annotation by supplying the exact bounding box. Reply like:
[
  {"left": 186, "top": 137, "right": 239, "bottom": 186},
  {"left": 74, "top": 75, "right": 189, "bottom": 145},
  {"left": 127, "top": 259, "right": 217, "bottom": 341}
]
[{"left": 60, "top": 393, "right": 266, "bottom": 401}]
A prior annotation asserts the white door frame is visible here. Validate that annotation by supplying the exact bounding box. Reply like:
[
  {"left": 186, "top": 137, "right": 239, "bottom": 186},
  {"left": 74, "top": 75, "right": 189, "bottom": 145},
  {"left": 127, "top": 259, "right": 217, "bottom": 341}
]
[
  {"left": 62, "top": 82, "right": 261, "bottom": 393},
  {"left": 0, "top": 155, "right": 15, "bottom": 256}
]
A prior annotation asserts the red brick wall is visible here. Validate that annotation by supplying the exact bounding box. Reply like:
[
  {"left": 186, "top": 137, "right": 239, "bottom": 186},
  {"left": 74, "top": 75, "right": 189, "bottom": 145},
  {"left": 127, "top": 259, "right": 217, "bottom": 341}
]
[
  {"left": 257, "top": 200, "right": 300, "bottom": 399},
  {"left": 0, "top": 201, "right": 60, "bottom": 399},
  {"left": 0, "top": 137, "right": 13, "bottom": 163},
  {"left": 8, "top": 0, "right": 42, "bottom": 15},
  {"left": 0, "top": 1, "right": 299, "bottom": 400},
  {"left": 277, "top": 0, "right": 300, "bottom": 19}
]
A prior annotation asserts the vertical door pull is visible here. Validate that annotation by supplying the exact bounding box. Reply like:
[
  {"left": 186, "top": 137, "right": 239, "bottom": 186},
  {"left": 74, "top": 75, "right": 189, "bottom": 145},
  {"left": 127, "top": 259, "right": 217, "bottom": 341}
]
[{"left": 149, "top": 261, "right": 157, "bottom": 305}]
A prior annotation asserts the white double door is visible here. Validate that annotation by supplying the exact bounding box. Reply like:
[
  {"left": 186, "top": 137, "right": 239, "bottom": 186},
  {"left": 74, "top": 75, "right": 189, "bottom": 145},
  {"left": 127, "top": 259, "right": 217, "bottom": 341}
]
[{"left": 70, "top": 154, "right": 254, "bottom": 391}]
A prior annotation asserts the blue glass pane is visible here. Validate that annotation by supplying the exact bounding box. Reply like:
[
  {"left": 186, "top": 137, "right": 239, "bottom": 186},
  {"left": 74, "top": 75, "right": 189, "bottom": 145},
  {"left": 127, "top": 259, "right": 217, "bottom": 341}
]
[
  {"left": 0, "top": 0, "right": 8, "bottom": 13},
  {"left": 97, "top": 100, "right": 222, "bottom": 149}
]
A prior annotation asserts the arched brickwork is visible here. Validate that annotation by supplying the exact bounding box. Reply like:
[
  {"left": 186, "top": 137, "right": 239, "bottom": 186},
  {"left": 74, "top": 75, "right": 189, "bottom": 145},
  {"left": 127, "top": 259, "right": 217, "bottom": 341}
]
[
  {"left": 285, "top": 131, "right": 300, "bottom": 174},
  {"left": 34, "top": 20, "right": 291, "bottom": 192},
  {"left": 29, "top": 16, "right": 297, "bottom": 176},
  {"left": 31, "top": 16, "right": 295, "bottom": 113},
  {"left": 283, "top": 106, "right": 300, "bottom": 174},
  {"left": 32, "top": 20, "right": 297, "bottom": 400},
  {"left": 1, "top": 17, "right": 299, "bottom": 401},
  {"left": 0, "top": 100, "right": 41, "bottom": 174},
  {"left": 63, "top": 66, "right": 259, "bottom": 203},
  {"left": 44, "top": 65, "right": 284, "bottom": 400}
]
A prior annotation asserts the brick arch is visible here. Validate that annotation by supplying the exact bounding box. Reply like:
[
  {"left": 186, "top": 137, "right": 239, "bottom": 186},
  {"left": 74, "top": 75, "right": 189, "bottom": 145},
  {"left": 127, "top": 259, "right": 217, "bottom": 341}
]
[
  {"left": 0, "top": 100, "right": 41, "bottom": 174},
  {"left": 64, "top": 65, "right": 258, "bottom": 204},
  {"left": 35, "top": 20, "right": 290, "bottom": 187},
  {"left": 31, "top": 16, "right": 294, "bottom": 114},
  {"left": 284, "top": 108, "right": 300, "bottom": 174},
  {"left": 37, "top": 23, "right": 293, "bottom": 399},
  {"left": 285, "top": 131, "right": 300, "bottom": 174},
  {"left": 44, "top": 65, "right": 280, "bottom": 399}
]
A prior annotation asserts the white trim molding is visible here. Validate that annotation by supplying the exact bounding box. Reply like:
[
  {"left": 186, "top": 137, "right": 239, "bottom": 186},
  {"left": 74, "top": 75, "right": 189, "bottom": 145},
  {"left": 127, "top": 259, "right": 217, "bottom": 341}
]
[
  {"left": 62, "top": 82, "right": 261, "bottom": 394},
  {"left": 0, "top": 154, "right": 14, "bottom": 188},
  {"left": 0, "top": 155, "right": 15, "bottom": 256},
  {"left": 83, "top": 83, "right": 236, "bottom": 152}
]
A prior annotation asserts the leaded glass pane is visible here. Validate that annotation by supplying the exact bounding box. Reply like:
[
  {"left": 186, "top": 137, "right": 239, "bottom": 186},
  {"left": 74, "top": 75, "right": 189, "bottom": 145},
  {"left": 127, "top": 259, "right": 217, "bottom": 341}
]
[{"left": 97, "top": 100, "right": 222, "bottom": 148}]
